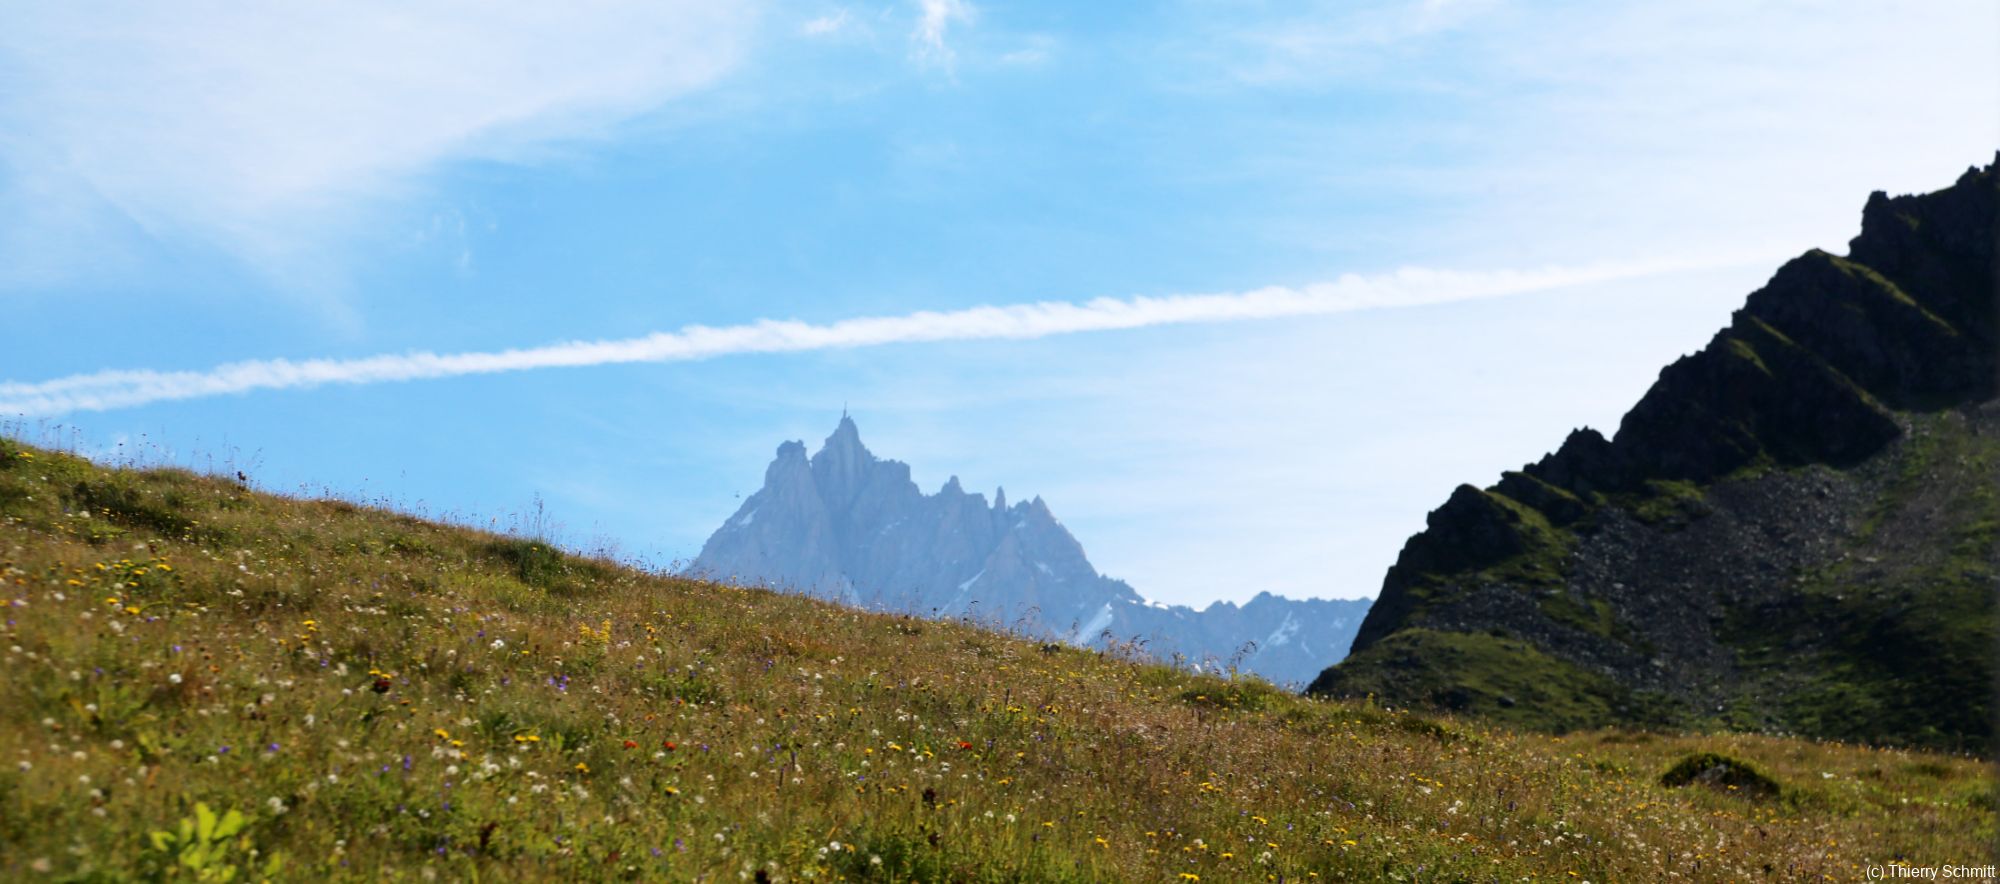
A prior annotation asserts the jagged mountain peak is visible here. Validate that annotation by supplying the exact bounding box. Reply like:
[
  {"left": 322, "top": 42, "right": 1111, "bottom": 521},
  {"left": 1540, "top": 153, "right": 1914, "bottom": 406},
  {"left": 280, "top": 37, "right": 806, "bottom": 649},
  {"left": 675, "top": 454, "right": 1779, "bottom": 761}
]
[
  {"left": 766, "top": 440, "right": 812, "bottom": 481},
  {"left": 811, "top": 414, "right": 876, "bottom": 474},
  {"left": 688, "top": 417, "right": 1374, "bottom": 686}
]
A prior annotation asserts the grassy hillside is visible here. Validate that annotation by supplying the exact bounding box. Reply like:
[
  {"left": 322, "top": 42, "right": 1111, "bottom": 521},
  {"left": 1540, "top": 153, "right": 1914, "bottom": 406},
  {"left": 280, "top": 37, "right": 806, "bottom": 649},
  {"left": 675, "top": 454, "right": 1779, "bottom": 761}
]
[{"left": 0, "top": 440, "right": 1991, "bottom": 881}]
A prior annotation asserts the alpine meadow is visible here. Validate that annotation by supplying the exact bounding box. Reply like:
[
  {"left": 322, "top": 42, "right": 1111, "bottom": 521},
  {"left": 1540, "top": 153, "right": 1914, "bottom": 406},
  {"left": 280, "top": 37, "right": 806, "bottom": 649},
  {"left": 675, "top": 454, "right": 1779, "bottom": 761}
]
[{"left": 3, "top": 2, "right": 1998, "bottom": 882}]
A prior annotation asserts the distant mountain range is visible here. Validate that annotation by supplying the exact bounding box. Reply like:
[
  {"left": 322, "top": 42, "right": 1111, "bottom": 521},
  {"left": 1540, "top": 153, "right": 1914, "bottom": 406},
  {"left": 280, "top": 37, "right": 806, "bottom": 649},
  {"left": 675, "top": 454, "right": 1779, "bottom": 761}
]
[
  {"left": 1311, "top": 155, "right": 1999, "bottom": 751},
  {"left": 685, "top": 415, "right": 1370, "bottom": 686}
]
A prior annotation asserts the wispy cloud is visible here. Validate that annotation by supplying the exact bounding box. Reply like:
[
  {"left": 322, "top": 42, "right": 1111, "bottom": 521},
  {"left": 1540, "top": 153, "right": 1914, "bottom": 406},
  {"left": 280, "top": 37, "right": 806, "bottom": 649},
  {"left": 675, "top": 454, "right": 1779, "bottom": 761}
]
[
  {"left": 802, "top": 9, "right": 850, "bottom": 36},
  {"left": 0, "top": 256, "right": 1750, "bottom": 416},
  {"left": 911, "top": 0, "right": 976, "bottom": 68},
  {"left": 0, "top": 2, "right": 757, "bottom": 288}
]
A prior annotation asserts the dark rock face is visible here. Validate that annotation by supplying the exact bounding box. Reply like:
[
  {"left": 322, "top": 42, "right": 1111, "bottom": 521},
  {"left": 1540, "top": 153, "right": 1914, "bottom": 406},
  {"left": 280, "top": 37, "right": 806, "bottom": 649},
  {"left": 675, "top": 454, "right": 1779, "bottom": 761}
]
[
  {"left": 1312, "top": 156, "right": 2000, "bottom": 750},
  {"left": 687, "top": 416, "right": 1372, "bottom": 686}
]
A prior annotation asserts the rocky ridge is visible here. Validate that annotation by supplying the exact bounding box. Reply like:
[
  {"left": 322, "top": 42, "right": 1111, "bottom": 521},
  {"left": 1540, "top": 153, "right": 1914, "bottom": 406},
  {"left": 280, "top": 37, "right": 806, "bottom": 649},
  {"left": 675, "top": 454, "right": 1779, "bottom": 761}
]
[{"left": 1311, "top": 156, "right": 1999, "bottom": 751}]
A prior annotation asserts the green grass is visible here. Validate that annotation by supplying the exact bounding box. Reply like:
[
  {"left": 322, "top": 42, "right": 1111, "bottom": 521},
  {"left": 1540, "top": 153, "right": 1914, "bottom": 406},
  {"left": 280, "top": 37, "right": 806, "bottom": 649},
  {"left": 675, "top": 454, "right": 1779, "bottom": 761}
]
[
  {"left": 1720, "top": 410, "right": 1998, "bottom": 751},
  {"left": 0, "top": 444, "right": 1991, "bottom": 881},
  {"left": 1318, "top": 628, "right": 1664, "bottom": 734}
]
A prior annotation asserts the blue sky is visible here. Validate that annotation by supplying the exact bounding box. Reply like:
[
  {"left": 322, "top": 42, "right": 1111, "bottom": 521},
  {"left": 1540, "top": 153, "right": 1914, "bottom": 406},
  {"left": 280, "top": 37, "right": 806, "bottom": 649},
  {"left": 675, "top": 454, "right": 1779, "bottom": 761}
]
[{"left": 3, "top": 0, "right": 1996, "bottom": 604}]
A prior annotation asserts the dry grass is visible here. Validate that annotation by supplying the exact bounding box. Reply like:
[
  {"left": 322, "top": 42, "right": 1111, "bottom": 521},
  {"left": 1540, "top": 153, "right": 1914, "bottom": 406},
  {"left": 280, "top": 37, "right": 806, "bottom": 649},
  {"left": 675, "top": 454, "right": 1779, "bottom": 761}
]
[{"left": 0, "top": 441, "right": 1991, "bottom": 881}]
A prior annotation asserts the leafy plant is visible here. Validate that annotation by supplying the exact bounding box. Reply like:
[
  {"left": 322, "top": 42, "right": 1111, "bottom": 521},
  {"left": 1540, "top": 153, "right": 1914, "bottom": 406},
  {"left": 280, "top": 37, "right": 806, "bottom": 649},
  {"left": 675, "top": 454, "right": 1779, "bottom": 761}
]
[{"left": 144, "top": 803, "right": 283, "bottom": 882}]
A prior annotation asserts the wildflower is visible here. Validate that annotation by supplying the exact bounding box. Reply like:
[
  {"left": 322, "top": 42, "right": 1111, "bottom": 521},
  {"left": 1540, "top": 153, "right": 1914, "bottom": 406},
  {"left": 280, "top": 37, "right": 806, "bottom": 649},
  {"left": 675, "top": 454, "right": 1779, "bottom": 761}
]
[
  {"left": 574, "top": 763, "right": 590, "bottom": 774},
  {"left": 662, "top": 741, "right": 676, "bottom": 751},
  {"left": 168, "top": 673, "right": 183, "bottom": 685},
  {"left": 623, "top": 740, "right": 639, "bottom": 749}
]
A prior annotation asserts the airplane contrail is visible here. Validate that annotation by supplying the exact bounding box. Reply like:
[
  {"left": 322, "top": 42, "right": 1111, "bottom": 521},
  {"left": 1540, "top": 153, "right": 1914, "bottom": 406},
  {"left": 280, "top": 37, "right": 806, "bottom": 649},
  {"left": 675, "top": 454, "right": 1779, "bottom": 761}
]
[{"left": 0, "top": 256, "right": 1743, "bottom": 416}]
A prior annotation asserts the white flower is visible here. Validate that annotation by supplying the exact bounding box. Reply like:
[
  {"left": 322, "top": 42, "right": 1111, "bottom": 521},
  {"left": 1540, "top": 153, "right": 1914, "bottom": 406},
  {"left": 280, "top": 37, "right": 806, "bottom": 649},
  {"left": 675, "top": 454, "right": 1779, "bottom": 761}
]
[
  {"left": 490, "top": 639, "right": 506, "bottom": 650},
  {"left": 167, "top": 673, "right": 182, "bottom": 685},
  {"left": 267, "top": 797, "right": 288, "bottom": 815}
]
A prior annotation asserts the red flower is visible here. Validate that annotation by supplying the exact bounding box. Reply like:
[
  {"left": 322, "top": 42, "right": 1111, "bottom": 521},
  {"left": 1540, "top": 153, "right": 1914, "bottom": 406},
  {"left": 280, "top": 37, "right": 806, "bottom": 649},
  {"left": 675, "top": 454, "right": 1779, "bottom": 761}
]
[
  {"left": 957, "top": 741, "right": 973, "bottom": 750},
  {"left": 623, "top": 740, "right": 639, "bottom": 749},
  {"left": 663, "top": 741, "right": 677, "bottom": 751}
]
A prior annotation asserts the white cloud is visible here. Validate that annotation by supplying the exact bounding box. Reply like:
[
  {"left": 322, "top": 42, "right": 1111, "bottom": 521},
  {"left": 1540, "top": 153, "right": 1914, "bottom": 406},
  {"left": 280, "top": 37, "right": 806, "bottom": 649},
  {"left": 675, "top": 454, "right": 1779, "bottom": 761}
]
[
  {"left": 1191, "top": 1, "right": 1999, "bottom": 270},
  {"left": 802, "top": 9, "right": 850, "bottom": 36},
  {"left": 911, "top": 0, "right": 975, "bottom": 68},
  {"left": 0, "top": 254, "right": 1756, "bottom": 416},
  {"left": 0, "top": 1, "right": 758, "bottom": 287}
]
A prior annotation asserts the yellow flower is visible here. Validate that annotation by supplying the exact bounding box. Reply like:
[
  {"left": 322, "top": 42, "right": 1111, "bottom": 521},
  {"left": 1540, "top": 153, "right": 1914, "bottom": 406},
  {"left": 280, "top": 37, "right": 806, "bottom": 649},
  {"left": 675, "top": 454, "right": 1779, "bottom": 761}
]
[{"left": 574, "top": 762, "right": 590, "bottom": 774}]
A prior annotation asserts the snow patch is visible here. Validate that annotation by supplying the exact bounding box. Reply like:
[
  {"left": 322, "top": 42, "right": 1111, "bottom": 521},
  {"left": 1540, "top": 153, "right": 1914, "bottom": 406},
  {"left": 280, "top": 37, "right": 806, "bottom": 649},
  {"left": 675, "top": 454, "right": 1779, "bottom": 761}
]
[
  {"left": 1264, "top": 614, "right": 1299, "bottom": 649},
  {"left": 1070, "top": 603, "right": 1114, "bottom": 645},
  {"left": 731, "top": 507, "right": 758, "bottom": 528},
  {"left": 957, "top": 569, "right": 986, "bottom": 592}
]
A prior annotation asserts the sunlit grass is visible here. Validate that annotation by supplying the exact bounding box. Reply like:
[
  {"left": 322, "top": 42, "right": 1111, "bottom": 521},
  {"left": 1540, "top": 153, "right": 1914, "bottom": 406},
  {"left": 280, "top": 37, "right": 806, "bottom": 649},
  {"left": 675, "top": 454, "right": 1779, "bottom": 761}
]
[{"left": 0, "top": 441, "right": 1990, "bottom": 881}]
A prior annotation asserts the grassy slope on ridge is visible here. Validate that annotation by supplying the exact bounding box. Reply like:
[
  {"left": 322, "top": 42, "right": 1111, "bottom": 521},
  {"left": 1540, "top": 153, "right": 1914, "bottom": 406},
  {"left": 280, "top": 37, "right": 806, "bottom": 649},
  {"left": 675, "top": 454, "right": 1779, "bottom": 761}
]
[{"left": 0, "top": 442, "right": 1991, "bottom": 881}]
